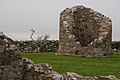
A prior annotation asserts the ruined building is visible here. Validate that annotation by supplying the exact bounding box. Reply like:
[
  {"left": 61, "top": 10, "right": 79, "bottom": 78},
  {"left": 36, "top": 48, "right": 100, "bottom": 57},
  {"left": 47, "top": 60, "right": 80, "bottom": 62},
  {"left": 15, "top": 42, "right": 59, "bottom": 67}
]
[{"left": 58, "top": 5, "right": 112, "bottom": 57}]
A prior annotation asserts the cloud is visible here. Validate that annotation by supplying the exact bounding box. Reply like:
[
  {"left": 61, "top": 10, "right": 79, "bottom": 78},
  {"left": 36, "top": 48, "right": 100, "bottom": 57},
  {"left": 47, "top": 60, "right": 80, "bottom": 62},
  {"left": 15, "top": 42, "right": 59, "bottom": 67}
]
[{"left": 0, "top": 0, "right": 120, "bottom": 41}]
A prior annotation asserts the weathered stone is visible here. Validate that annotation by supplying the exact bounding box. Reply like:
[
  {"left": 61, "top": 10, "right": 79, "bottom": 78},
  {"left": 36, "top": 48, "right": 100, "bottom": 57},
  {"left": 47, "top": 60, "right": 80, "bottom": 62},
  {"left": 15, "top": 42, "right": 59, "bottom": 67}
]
[
  {"left": 0, "top": 34, "right": 21, "bottom": 66},
  {"left": 97, "top": 75, "right": 118, "bottom": 80},
  {"left": 0, "top": 45, "right": 5, "bottom": 52},
  {"left": 63, "top": 72, "right": 93, "bottom": 80},
  {"left": 0, "top": 33, "right": 67, "bottom": 80},
  {"left": 58, "top": 5, "right": 112, "bottom": 57},
  {"left": 14, "top": 40, "right": 59, "bottom": 52}
]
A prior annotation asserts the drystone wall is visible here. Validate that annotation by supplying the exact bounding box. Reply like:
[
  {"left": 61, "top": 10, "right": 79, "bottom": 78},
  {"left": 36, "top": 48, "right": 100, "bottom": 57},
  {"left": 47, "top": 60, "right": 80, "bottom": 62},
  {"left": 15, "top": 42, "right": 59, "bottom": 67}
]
[
  {"left": 14, "top": 40, "right": 58, "bottom": 52},
  {"left": 112, "top": 41, "right": 120, "bottom": 52},
  {"left": 58, "top": 5, "right": 112, "bottom": 57},
  {"left": 14, "top": 40, "right": 120, "bottom": 53},
  {"left": 0, "top": 33, "right": 118, "bottom": 80}
]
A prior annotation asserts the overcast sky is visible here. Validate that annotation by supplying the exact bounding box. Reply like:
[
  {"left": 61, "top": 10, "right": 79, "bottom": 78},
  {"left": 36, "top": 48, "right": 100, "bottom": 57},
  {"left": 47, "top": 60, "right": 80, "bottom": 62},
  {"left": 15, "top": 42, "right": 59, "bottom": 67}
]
[{"left": 0, "top": 0, "right": 120, "bottom": 41}]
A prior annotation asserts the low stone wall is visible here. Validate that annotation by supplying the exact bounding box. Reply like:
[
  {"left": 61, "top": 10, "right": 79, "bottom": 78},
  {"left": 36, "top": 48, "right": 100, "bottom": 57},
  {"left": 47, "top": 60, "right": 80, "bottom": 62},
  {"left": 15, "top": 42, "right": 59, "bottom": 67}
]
[
  {"left": 112, "top": 41, "right": 120, "bottom": 52},
  {"left": 14, "top": 40, "right": 59, "bottom": 52},
  {"left": 14, "top": 40, "right": 120, "bottom": 53}
]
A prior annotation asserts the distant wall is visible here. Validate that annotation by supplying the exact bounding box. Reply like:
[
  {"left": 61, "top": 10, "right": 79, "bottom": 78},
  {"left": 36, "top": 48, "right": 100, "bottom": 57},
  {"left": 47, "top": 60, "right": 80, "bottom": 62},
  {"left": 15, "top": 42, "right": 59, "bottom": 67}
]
[
  {"left": 14, "top": 40, "right": 120, "bottom": 53},
  {"left": 14, "top": 40, "right": 59, "bottom": 52},
  {"left": 112, "top": 41, "right": 120, "bottom": 52}
]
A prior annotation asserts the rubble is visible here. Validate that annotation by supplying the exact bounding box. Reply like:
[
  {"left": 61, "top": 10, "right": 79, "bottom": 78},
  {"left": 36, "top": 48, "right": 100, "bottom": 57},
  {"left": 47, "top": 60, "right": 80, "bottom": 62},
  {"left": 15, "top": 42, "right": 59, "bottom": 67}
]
[{"left": 0, "top": 33, "right": 60, "bottom": 80}]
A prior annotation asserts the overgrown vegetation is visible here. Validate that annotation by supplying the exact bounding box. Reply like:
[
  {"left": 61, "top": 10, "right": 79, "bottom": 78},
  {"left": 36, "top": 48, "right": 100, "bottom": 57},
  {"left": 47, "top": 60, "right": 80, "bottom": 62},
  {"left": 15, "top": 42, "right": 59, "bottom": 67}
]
[{"left": 22, "top": 52, "right": 120, "bottom": 78}]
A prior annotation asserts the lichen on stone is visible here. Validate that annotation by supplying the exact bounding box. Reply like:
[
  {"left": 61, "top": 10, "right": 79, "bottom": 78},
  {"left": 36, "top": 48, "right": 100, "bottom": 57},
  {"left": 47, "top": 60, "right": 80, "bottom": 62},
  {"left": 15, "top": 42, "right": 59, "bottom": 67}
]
[{"left": 58, "top": 5, "right": 112, "bottom": 57}]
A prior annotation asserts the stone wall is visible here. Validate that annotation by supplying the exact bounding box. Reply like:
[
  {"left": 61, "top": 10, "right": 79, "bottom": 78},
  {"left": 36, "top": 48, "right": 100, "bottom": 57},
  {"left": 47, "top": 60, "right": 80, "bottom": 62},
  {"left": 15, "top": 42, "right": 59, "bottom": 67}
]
[
  {"left": 112, "top": 41, "right": 120, "bottom": 52},
  {"left": 14, "top": 40, "right": 120, "bottom": 53},
  {"left": 58, "top": 5, "right": 112, "bottom": 57},
  {"left": 0, "top": 33, "right": 118, "bottom": 80},
  {"left": 14, "top": 40, "right": 58, "bottom": 52}
]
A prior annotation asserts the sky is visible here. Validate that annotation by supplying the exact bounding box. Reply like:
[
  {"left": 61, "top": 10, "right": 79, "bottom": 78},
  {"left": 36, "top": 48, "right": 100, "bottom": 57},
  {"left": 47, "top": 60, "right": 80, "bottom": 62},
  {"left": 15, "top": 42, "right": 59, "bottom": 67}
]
[{"left": 0, "top": 0, "right": 120, "bottom": 41}]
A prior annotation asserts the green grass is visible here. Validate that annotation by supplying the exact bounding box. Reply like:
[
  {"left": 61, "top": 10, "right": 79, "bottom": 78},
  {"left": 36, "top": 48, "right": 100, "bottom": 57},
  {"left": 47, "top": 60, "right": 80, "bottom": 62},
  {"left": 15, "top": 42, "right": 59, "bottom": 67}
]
[{"left": 21, "top": 52, "right": 120, "bottom": 78}]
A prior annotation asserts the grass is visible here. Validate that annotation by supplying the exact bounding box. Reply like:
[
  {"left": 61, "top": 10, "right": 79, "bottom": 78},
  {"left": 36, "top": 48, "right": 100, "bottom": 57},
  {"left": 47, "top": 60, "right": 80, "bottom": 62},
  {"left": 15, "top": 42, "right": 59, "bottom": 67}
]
[{"left": 21, "top": 52, "right": 120, "bottom": 78}]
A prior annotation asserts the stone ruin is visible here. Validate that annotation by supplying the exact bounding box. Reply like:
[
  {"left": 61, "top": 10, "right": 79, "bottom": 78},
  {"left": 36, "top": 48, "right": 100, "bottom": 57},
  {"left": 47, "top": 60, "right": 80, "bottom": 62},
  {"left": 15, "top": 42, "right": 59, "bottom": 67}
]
[
  {"left": 0, "top": 33, "right": 118, "bottom": 80},
  {"left": 58, "top": 5, "right": 112, "bottom": 57},
  {"left": 0, "top": 33, "right": 63, "bottom": 80}
]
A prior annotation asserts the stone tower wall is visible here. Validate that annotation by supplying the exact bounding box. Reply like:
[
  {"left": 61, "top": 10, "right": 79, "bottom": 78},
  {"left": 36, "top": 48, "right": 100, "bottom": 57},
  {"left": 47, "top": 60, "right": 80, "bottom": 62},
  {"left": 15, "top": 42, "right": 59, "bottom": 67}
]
[{"left": 58, "top": 5, "right": 112, "bottom": 57}]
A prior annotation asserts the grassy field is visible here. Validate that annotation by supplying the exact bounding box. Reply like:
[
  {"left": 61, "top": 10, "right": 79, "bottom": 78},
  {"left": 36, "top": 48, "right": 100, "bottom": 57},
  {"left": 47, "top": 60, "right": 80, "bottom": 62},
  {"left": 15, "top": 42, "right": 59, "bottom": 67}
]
[{"left": 21, "top": 52, "right": 120, "bottom": 78}]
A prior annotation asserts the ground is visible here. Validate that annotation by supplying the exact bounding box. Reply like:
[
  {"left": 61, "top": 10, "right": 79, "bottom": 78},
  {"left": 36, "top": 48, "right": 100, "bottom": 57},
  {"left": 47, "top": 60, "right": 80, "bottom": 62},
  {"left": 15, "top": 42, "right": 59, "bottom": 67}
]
[{"left": 22, "top": 52, "right": 120, "bottom": 78}]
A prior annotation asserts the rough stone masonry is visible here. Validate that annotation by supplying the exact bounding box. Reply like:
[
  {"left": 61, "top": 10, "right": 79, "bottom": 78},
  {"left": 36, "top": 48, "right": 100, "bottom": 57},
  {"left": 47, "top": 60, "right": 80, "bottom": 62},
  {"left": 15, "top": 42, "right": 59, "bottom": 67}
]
[
  {"left": 0, "top": 32, "right": 61, "bottom": 80},
  {"left": 58, "top": 5, "right": 112, "bottom": 57}
]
